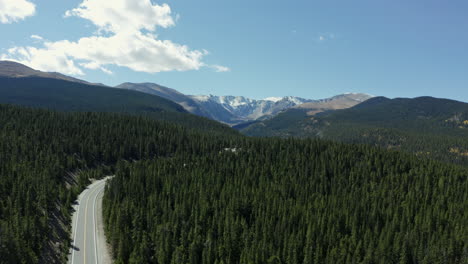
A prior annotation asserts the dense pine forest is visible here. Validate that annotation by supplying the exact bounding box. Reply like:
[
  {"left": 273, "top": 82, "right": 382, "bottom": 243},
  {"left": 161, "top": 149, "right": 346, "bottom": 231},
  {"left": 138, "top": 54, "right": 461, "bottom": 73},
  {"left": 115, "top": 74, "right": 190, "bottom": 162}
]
[
  {"left": 103, "top": 140, "right": 468, "bottom": 264},
  {"left": 1, "top": 103, "right": 467, "bottom": 263},
  {"left": 0, "top": 104, "right": 235, "bottom": 263}
]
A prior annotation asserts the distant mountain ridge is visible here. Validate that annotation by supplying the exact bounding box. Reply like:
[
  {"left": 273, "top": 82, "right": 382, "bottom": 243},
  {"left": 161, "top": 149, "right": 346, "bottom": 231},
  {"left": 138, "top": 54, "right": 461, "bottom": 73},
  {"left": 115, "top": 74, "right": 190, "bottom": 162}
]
[
  {"left": 188, "top": 94, "right": 315, "bottom": 125},
  {"left": 115, "top": 82, "right": 210, "bottom": 117},
  {"left": 118, "top": 82, "right": 373, "bottom": 125},
  {"left": 0, "top": 61, "right": 237, "bottom": 135},
  {"left": 0, "top": 61, "right": 373, "bottom": 128},
  {"left": 241, "top": 96, "right": 468, "bottom": 166},
  {"left": 293, "top": 93, "right": 372, "bottom": 116},
  {"left": 242, "top": 96, "right": 468, "bottom": 137},
  {"left": 0, "top": 60, "right": 100, "bottom": 85},
  {"left": 187, "top": 93, "right": 373, "bottom": 125}
]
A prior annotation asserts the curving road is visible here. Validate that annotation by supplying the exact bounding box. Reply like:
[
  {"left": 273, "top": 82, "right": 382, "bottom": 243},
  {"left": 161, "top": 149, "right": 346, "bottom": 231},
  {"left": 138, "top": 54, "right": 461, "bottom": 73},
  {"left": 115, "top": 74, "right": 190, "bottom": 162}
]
[{"left": 68, "top": 178, "right": 112, "bottom": 264}]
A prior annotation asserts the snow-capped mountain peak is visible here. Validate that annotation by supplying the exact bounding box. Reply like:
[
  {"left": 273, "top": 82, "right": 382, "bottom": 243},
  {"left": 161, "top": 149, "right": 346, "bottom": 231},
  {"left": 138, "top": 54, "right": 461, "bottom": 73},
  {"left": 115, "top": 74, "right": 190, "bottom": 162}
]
[
  {"left": 188, "top": 95, "right": 316, "bottom": 125},
  {"left": 116, "top": 82, "right": 374, "bottom": 126},
  {"left": 279, "top": 96, "right": 312, "bottom": 105},
  {"left": 263, "top": 97, "right": 283, "bottom": 102}
]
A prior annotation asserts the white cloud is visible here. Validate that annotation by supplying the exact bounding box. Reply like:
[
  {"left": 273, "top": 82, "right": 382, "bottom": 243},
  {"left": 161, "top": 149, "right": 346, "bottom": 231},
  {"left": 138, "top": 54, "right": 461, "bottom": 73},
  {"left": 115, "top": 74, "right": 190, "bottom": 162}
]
[
  {"left": 0, "top": 0, "right": 35, "bottom": 23},
  {"left": 2, "top": 46, "right": 85, "bottom": 75},
  {"left": 80, "top": 61, "right": 101, "bottom": 70},
  {"left": 64, "top": 0, "right": 174, "bottom": 33},
  {"left": 100, "top": 67, "right": 113, "bottom": 75},
  {"left": 210, "top": 65, "right": 230, "bottom": 73},
  {"left": 30, "top": 35, "right": 43, "bottom": 41},
  {"left": 80, "top": 61, "right": 113, "bottom": 75},
  {"left": 1, "top": 0, "right": 228, "bottom": 75}
]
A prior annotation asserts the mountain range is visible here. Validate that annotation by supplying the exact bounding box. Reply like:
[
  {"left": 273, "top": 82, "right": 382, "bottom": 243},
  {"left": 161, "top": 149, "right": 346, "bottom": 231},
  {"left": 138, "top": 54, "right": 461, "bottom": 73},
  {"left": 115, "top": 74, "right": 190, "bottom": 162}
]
[
  {"left": 241, "top": 95, "right": 468, "bottom": 166},
  {"left": 0, "top": 61, "right": 374, "bottom": 126},
  {"left": 0, "top": 61, "right": 237, "bottom": 135},
  {"left": 4, "top": 58, "right": 467, "bottom": 167},
  {"left": 117, "top": 82, "right": 373, "bottom": 125}
]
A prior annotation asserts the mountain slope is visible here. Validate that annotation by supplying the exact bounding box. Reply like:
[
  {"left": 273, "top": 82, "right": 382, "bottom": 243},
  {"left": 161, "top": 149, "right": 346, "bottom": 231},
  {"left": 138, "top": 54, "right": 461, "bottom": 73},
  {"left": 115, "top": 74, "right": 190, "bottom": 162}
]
[
  {"left": 116, "top": 82, "right": 210, "bottom": 117},
  {"left": 115, "top": 83, "right": 248, "bottom": 124},
  {"left": 116, "top": 82, "right": 318, "bottom": 125},
  {"left": 0, "top": 76, "right": 237, "bottom": 135},
  {"left": 294, "top": 93, "right": 372, "bottom": 115},
  {"left": 242, "top": 96, "right": 468, "bottom": 166},
  {"left": 0, "top": 60, "right": 94, "bottom": 84},
  {"left": 233, "top": 93, "right": 373, "bottom": 130},
  {"left": 115, "top": 80, "right": 373, "bottom": 126},
  {"left": 243, "top": 96, "right": 468, "bottom": 136},
  {"left": 323, "top": 96, "right": 468, "bottom": 127},
  {"left": 189, "top": 95, "right": 314, "bottom": 125},
  {"left": 188, "top": 94, "right": 373, "bottom": 125},
  {"left": 0, "top": 77, "right": 186, "bottom": 113}
]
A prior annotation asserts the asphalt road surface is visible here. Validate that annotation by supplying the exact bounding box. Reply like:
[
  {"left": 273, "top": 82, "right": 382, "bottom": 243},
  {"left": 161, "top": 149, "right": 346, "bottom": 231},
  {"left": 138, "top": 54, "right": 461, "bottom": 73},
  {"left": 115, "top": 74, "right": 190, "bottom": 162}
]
[{"left": 68, "top": 178, "right": 112, "bottom": 264}]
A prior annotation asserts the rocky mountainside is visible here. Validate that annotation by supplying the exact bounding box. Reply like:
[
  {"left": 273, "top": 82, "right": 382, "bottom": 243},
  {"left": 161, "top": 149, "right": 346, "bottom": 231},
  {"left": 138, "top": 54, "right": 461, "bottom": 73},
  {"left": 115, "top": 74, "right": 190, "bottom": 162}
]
[
  {"left": 2, "top": 62, "right": 369, "bottom": 126},
  {"left": 1, "top": 61, "right": 372, "bottom": 126},
  {"left": 188, "top": 95, "right": 315, "bottom": 125},
  {"left": 117, "top": 82, "right": 374, "bottom": 125},
  {"left": 116, "top": 82, "right": 317, "bottom": 125},
  {"left": 115, "top": 83, "right": 210, "bottom": 117},
  {"left": 186, "top": 94, "right": 373, "bottom": 125},
  {"left": 188, "top": 93, "right": 373, "bottom": 125},
  {"left": 294, "top": 93, "right": 373, "bottom": 115}
]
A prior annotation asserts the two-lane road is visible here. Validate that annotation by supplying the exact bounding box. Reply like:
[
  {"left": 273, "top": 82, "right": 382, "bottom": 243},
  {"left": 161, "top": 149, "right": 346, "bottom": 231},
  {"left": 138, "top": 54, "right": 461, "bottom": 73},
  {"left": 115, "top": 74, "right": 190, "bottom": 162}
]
[{"left": 68, "top": 178, "right": 112, "bottom": 264}]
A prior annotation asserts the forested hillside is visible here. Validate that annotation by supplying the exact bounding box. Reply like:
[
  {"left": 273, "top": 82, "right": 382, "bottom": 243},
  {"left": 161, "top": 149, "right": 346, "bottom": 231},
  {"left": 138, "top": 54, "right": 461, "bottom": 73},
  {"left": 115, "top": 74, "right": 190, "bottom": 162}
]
[
  {"left": 0, "top": 104, "right": 237, "bottom": 263},
  {"left": 0, "top": 77, "right": 236, "bottom": 135},
  {"left": 103, "top": 139, "right": 468, "bottom": 263},
  {"left": 242, "top": 96, "right": 468, "bottom": 167},
  {"left": 1, "top": 102, "right": 467, "bottom": 264}
]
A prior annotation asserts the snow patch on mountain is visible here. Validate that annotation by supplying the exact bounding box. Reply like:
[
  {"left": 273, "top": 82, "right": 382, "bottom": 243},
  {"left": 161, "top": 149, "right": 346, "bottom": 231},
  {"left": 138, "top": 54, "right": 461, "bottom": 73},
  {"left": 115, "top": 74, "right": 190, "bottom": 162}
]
[
  {"left": 115, "top": 80, "right": 374, "bottom": 126},
  {"left": 189, "top": 95, "right": 315, "bottom": 125},
  {"left": 263, "top": 97, "right": 283, "bottom": 102},
  {"left": 343, "top": 92, "right": 374, "bottom": 101}
]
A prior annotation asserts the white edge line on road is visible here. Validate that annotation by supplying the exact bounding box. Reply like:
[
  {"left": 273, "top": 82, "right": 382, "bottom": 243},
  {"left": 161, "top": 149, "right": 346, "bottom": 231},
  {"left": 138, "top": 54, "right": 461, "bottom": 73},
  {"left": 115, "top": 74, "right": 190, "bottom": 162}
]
[
  {"left": 85, "top": 181, "right": 102, "bottom": 264},
  {"left": 93, "top": 184, "right": 105, "bottom": 264},
  {"left": 83, "top": 185, "right": 94, "bottom": 264},
  {"left": 70, "top": 179, "right": 109, "bottom": 264},
  {"left": 71, "top": 188, "right": 85, "bottom": 264}
]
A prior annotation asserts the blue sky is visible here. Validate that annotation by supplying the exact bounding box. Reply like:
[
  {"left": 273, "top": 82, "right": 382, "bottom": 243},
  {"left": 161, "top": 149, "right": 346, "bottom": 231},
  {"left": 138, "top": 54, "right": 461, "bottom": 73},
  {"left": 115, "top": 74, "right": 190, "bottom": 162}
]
[{"left": 1, "top": 0, "right": 467, "bottom": 102}]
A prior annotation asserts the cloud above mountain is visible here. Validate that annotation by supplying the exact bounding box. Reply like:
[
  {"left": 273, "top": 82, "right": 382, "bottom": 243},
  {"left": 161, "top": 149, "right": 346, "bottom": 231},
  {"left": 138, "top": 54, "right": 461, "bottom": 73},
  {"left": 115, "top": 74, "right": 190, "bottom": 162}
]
[
  {"left": 0, "top": 0, "right": 35, "bottom": 24},
  {"left": 65, "top": 0, "right": 174, "bottom": 33},
  {"left": 0, "top": 0, "right": 226, "bottom": 75}
]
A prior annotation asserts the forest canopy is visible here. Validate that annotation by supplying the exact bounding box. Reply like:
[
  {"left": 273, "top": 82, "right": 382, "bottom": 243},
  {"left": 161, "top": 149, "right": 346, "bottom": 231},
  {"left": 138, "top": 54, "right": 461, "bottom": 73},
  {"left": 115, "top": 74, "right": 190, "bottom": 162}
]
[{"left": 0, "top": 103, "right": 466, "bottom": 264}]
